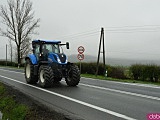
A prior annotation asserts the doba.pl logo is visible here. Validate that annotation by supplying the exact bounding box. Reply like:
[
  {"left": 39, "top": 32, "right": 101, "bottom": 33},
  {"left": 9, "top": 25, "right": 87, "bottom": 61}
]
[{"left": 147, "top": 113, "right": 160, "bottom": 120}]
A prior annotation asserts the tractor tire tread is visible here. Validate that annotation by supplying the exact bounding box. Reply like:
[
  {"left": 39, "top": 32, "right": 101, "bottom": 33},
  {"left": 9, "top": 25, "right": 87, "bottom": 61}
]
[
  {"left": 66, "top": 65, "right": 80, "bottom": 86},
  {"left": 25, "top": 59, "right": 37, "bottom": 84},
  {"left": 38, "top": 65, "right": 54, "bottom": 88}
]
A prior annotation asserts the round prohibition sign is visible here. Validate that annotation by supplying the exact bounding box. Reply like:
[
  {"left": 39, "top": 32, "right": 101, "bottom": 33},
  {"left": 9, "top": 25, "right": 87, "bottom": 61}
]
[
  {"left": 77, "top": 53, "right": 84, "bottom": 60},
  {"left": 78, "top": 46, "right": 85, "bottom": 54}
]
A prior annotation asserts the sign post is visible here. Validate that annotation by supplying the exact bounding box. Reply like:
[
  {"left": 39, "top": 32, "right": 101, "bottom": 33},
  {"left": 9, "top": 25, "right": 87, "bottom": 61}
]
[{"left": 77, "top": 46, "right": 85, "bottom": 73}]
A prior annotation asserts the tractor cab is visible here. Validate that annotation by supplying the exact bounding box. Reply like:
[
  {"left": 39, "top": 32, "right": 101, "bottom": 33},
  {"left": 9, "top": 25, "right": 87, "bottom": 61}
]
[{"left": 32, "top": 40, "right": 69, "bottom": 63}]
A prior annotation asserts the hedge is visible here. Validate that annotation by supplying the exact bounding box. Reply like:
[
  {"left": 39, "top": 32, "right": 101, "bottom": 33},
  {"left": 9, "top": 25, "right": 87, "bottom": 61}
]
[
  {"left": 0, "top": 61, "right": 24, "bottom": 67},
  {"left": 76, "top": 62, "right": 126, "bottom": 79},
  {"left": 76, "top": 62, "right": 160, "bottom": 82},
  {"left": 76, "top": 62, "right": 105, "bottom": 75},
  {"left": 107, "top": 66, "right": 126, "bottom": 79},
  {"left": 129, "top": 64, "right": 160, "bottom": 82}
]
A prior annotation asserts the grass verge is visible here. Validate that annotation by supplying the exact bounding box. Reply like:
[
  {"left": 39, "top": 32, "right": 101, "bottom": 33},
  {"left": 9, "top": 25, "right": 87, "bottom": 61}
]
[
  {"left": 0, "top": 82, "right": 72, "bottom": 120},
  {"left": 81, "top": 74, "right": 160, "bottom": 86},
  {"left": 0, "top": 82, "right": 28, "bottom": 120}
]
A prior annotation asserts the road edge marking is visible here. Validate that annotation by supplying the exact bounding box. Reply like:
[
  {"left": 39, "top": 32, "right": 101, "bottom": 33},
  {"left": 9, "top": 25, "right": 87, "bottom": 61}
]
[
  {"left": 81, "top": 77, "right": 160, "bottom": 89},
  {"left": 80, "top": 83, "right": 160, "bottom": 101}
]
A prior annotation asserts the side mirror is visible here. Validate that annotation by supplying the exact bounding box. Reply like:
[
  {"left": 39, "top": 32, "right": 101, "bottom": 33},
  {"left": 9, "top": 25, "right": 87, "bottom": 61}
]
[{"left": 66, "top": 42, "right": 69, "bottom": 49}]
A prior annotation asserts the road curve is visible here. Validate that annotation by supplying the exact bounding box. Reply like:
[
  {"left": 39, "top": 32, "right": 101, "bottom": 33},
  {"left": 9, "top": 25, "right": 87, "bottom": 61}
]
[{"left": 0, "top": 67, "right": 160, "bottom": 120}]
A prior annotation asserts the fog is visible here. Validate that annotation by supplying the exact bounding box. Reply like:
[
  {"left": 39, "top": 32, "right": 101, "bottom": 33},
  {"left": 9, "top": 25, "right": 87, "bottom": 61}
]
[{"left": 1, "top": 0, "right": 160, "bottom": 62}]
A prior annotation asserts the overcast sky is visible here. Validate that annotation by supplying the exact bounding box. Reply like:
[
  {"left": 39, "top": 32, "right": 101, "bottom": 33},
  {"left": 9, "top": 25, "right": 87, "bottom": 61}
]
[{"left": 1, "top": 0, "right": 160, "bottom": 61}]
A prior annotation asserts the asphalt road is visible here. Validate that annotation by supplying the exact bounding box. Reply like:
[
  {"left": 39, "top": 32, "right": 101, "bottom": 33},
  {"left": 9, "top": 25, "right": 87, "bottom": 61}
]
[{"left": 0, "top": 67, "right": 160, "bottom": 120}]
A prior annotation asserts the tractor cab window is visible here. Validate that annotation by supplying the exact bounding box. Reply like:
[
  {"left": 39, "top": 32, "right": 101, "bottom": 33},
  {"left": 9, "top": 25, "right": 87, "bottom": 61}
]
[
  {"left": 35, "top": 44, "right": 40, "bottom": 61},
  {"left": 42, "top": 44, "right": 49, "bottom": 60},
  {"left": 35, "top": 45, "right": 40, "bottom": 54},
  {"left": 43, "top": 44, "right": 60, "bottom": 54},
  {"left": 52, "top": 44, "right": 60, "bottom": 53},
  {"left": 42, "top": 44, "right": 49, "bottom": 54}
]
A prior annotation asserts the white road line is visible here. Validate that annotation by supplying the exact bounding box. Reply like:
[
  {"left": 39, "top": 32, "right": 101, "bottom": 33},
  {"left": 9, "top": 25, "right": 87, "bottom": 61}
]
[
  {"left": 82, "top": 77, "right": 160, "bottom": 89},
  {"left": 0, "top": 75, "right": 137, "bottom": 120},
  {"left": 0, "top": 68, "right": 160, "bottom": 101},
  {"left": 80, "top": 83, "right": 160, "bottom": 101}
]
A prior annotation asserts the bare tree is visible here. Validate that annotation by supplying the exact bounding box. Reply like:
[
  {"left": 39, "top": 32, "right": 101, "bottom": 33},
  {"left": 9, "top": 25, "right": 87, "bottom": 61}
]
[
  {"left": 20, "top": 37, "right": 32, "bottom": 60},
  {"left": 0, "top": 0, "right": 40, "bottom": 66}
]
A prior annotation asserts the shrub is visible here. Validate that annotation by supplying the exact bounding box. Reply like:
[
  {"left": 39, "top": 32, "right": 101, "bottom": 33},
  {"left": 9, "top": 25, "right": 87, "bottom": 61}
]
[
  {"left": 129, "top": 64, "right": 144, "bottom": 80},
  {"left": 142, "top": 64, "right": 160, "bottom": 82},
  {"left": 76, "top": 62, "right": 106, "bottom": 75},
  {"left": 107, "top": 66, "right": 126, "bottom": 79},
  {"left": 129, "top": 64, "right": 160, "bottom": 82}
]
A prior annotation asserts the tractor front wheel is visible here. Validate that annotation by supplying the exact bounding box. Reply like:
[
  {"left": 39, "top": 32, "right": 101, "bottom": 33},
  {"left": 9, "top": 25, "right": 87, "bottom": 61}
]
[
  {"left": 38, "top": 65, "right": 54, "bottom": 88},
  {"left": 65, "top": 65, "right": 80, "bottom": 86}
]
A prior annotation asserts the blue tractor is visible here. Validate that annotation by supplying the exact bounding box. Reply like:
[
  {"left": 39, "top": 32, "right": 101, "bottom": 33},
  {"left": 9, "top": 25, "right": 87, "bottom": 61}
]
[{"left": 24, "top": 40, "right": 80, "bottom": 88}]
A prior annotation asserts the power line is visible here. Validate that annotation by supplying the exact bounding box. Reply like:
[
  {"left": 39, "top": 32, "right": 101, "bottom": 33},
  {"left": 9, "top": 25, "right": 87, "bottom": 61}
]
[
  {"left": 56, "top": 29, "right": 100, "bottom": 39},
  {"left": 40, "top": 25, "right": 160, "bottom": 41},
  {"left": 105, "top": 29, "right": 160, "bottom": 33},
  {"left": 105, "top": 24, "right": 160, "bottom": 29},
  {"left": 56, "top": 25, "right": 160, "bottom": 40},
  {"left": 57, "top": 31, "right": 100, "bottom": 40},
  {"left": 107, "top": 50, "right": 160, "bottom": 56},
  {"left": 105, "top": 25, "right": 160, "bottom": 33}
]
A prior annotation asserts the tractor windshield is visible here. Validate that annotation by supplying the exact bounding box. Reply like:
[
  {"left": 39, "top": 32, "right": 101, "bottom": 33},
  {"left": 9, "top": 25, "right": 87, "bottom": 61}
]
[{"left": 42, "top": 44, "right": 60, "bottom": 54}]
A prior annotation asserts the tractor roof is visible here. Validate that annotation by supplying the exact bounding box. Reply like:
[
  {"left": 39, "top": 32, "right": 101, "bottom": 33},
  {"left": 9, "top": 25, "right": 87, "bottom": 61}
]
[{"left": 32, "top": 40, "right": 61, "bottom": 44}]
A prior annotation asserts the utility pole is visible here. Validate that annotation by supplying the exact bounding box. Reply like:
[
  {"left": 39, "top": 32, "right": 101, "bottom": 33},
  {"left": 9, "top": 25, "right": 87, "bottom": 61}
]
[
  {"left": 95, "top": 28, "right": 106, "bottom": 76},
  {"left": 6, "top": 44, "right": 7, "bottom": 66}
]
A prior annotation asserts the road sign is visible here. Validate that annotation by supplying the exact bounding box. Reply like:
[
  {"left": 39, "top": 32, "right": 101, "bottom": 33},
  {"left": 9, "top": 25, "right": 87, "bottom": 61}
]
[
  {"left": 78, "top": 46, "right": 85, "bottom": 54},
  {"left": 77, "top": 53, "right": 84, "bottom": 61}
]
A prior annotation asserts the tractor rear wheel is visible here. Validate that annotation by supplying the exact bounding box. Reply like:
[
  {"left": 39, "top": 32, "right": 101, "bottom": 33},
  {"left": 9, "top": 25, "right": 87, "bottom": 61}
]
[
  {"left": 25, "top": 59, "right": 38, "bottom": 84},
  {"left": 38, "top": 65, "right": 54, "bottom": 88},
  {"left": 65, "top": 65, "right": 80, "bottom": 86}
]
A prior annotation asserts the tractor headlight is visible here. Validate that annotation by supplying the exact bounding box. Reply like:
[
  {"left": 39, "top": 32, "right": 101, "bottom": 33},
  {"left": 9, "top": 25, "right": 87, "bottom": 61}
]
[{"left": 57, "top": 57, "right": 62, "bottom": 63}]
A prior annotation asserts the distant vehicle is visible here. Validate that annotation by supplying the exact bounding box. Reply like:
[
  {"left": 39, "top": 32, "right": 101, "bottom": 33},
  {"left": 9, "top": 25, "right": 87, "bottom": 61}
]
[{"left": 24, "top": 40, "right": 80, "bottom": 88}]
